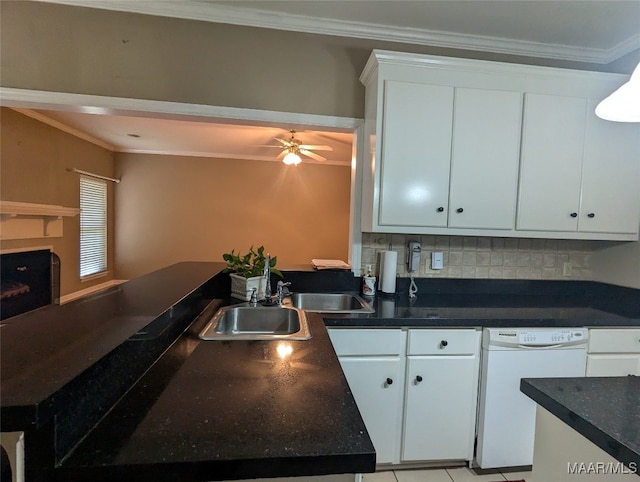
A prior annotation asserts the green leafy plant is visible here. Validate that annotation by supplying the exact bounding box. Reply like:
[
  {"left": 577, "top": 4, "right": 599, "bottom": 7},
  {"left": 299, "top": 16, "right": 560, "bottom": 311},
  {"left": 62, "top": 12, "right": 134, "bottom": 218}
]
[{"left": 222, "top": 245, "right": 283, "bottom": 278}]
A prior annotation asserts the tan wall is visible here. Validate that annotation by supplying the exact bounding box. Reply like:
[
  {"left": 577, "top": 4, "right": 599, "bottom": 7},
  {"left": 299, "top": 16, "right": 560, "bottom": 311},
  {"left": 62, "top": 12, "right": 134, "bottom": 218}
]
[
  {"left": 591, "top": 240, "right": 640, "bottom": 289},
  {"left": 0, "top": 108, "right": 116, "bottom": 296},
  {"left": 2, "top": 1, "right": 638, "bottom": 120},
  {"left": 114, "top": 153, "right": 351, "bottom": 280}
]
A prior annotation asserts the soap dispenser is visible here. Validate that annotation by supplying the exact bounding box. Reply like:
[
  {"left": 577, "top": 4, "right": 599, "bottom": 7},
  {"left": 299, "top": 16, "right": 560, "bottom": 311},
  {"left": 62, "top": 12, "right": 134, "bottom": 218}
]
[{"left": 362, "top": 264, "right": 376, "bottom": 297}]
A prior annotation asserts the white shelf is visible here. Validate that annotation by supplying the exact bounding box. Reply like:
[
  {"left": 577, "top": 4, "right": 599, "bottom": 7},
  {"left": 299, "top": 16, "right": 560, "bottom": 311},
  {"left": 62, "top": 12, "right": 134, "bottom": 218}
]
[{"left": 0, "top": 201, "right": 80, "bottom": 240}]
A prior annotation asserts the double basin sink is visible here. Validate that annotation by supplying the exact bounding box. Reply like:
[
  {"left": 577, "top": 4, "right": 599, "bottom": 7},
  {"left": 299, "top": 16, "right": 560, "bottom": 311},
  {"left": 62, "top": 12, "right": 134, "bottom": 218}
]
[{"left": 199, "top": 293, "right": 373, "bottom": 341}]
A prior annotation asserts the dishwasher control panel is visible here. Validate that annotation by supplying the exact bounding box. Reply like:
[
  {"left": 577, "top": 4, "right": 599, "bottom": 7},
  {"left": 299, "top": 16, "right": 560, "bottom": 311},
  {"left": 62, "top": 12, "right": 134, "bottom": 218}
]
[
  {"left": 519, "top": 330, "right": 584, "bottom": 345},
  {"left": 483, "top": 328, "right": 589, "bottom": 349}
]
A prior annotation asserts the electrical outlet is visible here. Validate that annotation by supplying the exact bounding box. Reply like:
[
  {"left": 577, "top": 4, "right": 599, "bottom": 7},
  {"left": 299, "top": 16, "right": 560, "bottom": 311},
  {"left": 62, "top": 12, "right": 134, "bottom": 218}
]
[{"left": 563, "top": 262, "right": 572, "bottom": 277}]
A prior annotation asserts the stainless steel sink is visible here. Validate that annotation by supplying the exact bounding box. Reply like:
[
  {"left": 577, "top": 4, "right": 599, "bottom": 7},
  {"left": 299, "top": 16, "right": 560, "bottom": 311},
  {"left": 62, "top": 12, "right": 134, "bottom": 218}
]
[
  {"left": 198, "top": 305, "right": 311, "bottom": 341},
  {"left": 284, "top": 293, "right": 374, "bottom": 313}
]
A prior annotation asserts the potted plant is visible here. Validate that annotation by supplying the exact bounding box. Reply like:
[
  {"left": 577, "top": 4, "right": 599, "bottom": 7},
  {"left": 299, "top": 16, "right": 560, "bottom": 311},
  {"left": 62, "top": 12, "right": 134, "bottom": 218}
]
[{"left": 223, "top": 245, "right": 282, "bottom": 300}]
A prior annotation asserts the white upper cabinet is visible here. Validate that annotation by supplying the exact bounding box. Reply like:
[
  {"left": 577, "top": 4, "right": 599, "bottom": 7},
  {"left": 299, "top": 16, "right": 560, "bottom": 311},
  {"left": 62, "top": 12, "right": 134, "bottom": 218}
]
[
  {"left": 359, "top": 50, "right": 640, "bottom": 241},
  {"left": 517, "top": 94, "right": 587, "bottom": 231},
  {"left": 379, "top": 80, "right": 453, "bottom": 227},
  {"left": 449, "top": 88, "right": 522, "bottom": 229},
  {"left": 518, "top": 94, "right": 640, "bottom": 235},
  {"left": 580, "top": 100, "right": 640, "bottom": 234}
]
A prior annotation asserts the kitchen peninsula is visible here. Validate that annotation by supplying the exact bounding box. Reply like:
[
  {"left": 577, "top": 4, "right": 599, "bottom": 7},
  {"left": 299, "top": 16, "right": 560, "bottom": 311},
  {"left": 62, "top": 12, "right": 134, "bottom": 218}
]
[
  {"left": 0, "top": 262, "right": 375, "bottom": 482},
  {"left": 1, "top": 262, "right": 639, "bottom": 481}
]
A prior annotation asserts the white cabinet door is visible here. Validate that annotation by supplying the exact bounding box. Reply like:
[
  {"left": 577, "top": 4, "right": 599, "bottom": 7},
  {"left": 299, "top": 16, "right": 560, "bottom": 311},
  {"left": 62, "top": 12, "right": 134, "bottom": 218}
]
[
  {"left": 401, "top": 356, "right": 477, "bottom": 462},
  {"left": 449, "top": 88, "right": 522, "bottom": 229},
  {"left": 517, "top": 94, "right": 586, "bottom": 232},
  {"left": 586, "top": 354, "right": 640, "bottom": 376},
  {"left": 339, "top": 357, "right": 405, "bottom": 464},
  {"left": 580, "top": 100, "right": 640, "bottom": 235},
  {"left": 379, "top": 80, "right": 454, "bottom": 227}
]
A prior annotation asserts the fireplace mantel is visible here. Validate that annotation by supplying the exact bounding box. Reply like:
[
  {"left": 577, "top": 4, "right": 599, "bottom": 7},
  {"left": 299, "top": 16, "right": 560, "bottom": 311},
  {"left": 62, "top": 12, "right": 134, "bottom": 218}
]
[{"left": 0, "top": 201, "right": 80, "bottom": 240}]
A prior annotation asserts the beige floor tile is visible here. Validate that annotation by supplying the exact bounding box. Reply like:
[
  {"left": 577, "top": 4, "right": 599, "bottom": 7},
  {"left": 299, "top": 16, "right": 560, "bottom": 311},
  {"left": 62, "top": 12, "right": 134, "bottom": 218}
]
[
  {"left": 362, "top": 470, "right": 397, "bottom": 482},
  {"left": 500, "top": 470, "right": 531, "bottom": 481},
  {"left": 447, "top": 467, "right": 505, "bottom": 481},
  {"left": 231, "top": 475, "right": 357, "bottom": 482},
  {"left": 394, "top": 468, "right": 452, "bottom": 482}
]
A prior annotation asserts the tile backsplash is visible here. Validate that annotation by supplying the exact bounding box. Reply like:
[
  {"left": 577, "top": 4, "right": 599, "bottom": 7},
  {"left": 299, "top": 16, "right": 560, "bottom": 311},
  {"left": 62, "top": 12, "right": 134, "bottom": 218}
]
[{"left": 361, "top": 233, "right": 600, "bottom": 280}]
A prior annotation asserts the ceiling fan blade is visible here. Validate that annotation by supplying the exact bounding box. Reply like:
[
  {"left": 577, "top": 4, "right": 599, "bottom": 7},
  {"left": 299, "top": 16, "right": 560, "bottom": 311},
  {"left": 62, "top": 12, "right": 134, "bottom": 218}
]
[
  {"left": 274, "top": 137, "right": 292, "bottom": 147},
  {"left": 300, "top": 149, "right": 326, "bottom": 162},
  {"left": 276, "top": 150, "right": 288, "bottom": 160},
  {"left": 299, "top": 144, "right": 333, "bottom": 151}
]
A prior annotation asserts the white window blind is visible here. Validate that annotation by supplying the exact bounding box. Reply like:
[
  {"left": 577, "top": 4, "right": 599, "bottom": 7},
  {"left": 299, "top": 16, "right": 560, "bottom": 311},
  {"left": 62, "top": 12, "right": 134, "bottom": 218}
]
[{"left": 80, "top": 176, "right": 107, "bottom": 278}]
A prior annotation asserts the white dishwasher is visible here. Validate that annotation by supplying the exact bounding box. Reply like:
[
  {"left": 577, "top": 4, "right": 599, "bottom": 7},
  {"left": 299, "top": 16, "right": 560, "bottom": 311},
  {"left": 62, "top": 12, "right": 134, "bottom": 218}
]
[{"left": 475, "top": 327, "right": 588, "bottom": 469}]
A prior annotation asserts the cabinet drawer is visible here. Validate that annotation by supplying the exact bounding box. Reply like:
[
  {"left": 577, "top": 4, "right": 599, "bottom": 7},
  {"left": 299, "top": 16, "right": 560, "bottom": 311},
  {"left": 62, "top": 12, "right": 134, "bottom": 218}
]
[
  {"left": 408, "top": 329, "right": 479, "bottom": 355},
  {"left": 588, "top": 329, "right": 640, "bottom": 354},
  {"left": 328, "top": 328, "right": 405, "bottom": 356}
]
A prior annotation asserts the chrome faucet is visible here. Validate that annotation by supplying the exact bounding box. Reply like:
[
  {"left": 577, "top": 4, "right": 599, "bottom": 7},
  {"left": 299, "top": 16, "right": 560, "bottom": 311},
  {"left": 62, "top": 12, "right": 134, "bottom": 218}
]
[
  {"left": 249, "top": 288, "right": 258, "bottom": 306},
  {"left": 264, "top": 253, "right": 272, "bottom": 300},
  {"left": 276, "top": 281, "right": 291, "bottom": 306}
]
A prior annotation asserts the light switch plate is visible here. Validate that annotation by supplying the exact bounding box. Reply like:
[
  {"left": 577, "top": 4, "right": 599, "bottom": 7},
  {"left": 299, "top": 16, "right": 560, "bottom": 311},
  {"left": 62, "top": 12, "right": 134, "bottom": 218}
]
[{"left": 431, "top": 251, "right": 444, "bottom": 270}]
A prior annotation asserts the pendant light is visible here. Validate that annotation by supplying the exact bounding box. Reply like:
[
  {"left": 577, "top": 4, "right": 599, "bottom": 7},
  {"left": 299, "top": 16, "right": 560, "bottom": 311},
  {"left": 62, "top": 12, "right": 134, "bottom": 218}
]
[{"left": 595, "top": 62, "right": 640, "bottom": 122}]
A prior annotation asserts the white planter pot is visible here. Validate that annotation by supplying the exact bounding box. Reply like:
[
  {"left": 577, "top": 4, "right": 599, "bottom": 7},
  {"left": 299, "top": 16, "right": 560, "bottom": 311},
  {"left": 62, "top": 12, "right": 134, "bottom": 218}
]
[{"left": 229, "top": 273, "right": 266, "bottom": 301}]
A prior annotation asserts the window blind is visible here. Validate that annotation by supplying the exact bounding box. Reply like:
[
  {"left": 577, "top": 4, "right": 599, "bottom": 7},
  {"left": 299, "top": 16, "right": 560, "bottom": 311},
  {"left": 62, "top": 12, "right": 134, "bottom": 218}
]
[{"left": 80, "top": 176, "right": 107, "bottom": 277}]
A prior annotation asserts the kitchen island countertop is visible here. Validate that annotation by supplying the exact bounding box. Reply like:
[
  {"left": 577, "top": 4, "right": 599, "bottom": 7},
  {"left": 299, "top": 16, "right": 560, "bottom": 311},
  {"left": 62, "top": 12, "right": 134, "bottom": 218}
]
[{"left": 521, "top": 376, "right": 640, "bottom": 471}]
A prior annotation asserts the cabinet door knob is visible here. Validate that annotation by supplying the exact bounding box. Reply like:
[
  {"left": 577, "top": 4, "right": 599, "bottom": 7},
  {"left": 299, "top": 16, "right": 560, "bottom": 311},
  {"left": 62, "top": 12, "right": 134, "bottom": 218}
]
[
  {"left": 436, "top": 207, "right": 444, "bottom": 213},
  {"left": 440, "top": 340, "right": 448, "bottom": 348},
  {"left": 570, "top": 212, "right": 578, "bottom": 218},
  {"left": 385, "top": 378, "right": 393, "bottom": 385},
  {"left": 587, "top": 212, "right": 595, "bottom": 218},
  {"left": 415, "top": 375, "right": 423, "bottom": 383},
  {"left": 456, "top": 208, "right": 464, "bottom": 213}
]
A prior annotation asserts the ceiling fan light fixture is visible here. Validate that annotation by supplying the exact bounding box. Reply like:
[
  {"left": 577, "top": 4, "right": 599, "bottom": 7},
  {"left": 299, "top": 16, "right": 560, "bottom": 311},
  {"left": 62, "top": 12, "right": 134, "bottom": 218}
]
[{"left": 282, "top": 151, "right": 302, "bottom": 166}]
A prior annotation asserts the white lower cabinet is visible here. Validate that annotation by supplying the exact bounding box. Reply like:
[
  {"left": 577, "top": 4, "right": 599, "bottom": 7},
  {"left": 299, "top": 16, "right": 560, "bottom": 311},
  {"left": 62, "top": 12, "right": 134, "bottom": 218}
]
[
  {"left": 338, "top": 357, "right": 404, "bottom": 464},
  {"left": 402, "top": 329, "right": 481, "bottom": 463},
  {"left": 328, "top": 327, "right": 481, "bottom": 466},
  {"left": 586, "top": 328, "right": 640, "bottom": 376},
  {"left": 328, "top": 328, "right": 406, "bottom": 464}
]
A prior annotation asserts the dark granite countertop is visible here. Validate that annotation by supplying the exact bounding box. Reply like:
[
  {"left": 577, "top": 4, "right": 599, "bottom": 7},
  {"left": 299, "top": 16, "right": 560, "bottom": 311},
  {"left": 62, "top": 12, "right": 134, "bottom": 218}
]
[
  {"left": 0, "top": 262, "right": 226, "bottom": 431},
  {"left": 323, "top": 296, "right": 637, "bottom": 327},
  {"left": 521, "top": 376, "right": 640, "bottom": 470},
  {"left": 54, "top": 310, "right": 375, "bottom": 482}
]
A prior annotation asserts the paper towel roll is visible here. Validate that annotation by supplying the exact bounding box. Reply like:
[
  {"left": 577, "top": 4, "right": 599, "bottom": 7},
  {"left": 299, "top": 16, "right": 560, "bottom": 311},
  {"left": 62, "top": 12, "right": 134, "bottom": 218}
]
[{"left": 379, "top": 250, "right": 398, "bottom": 294}]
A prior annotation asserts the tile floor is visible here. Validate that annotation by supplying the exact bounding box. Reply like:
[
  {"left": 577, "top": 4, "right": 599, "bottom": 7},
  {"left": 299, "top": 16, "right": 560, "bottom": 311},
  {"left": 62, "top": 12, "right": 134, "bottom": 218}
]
[
  {"left": 363, "top": 467, "right": 531, "bottom": 482},
  {"left": 230, "top": 467, "right": 532, "bottom": 482}
]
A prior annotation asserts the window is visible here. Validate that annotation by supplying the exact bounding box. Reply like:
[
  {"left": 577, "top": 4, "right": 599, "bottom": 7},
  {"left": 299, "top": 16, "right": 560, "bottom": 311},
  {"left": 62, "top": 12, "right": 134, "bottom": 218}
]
[{"left": 80, "top": 175, "right": 107, "bottom": 278}]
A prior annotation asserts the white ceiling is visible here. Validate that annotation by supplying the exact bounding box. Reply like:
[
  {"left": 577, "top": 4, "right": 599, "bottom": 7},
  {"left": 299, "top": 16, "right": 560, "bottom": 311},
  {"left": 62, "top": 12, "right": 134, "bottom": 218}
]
[
  {"left": 16, "top": 108, "right": 354, "bottom": 165},
  {"left": 25, "top": 0, "right": 640, "bottom": 163}
]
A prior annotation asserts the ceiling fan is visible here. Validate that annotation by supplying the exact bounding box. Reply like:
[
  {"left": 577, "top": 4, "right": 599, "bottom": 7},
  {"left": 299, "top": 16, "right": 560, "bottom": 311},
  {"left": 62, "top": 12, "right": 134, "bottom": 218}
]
[{"left": 270, "top": 130, "right": 333, "bottom": 165}]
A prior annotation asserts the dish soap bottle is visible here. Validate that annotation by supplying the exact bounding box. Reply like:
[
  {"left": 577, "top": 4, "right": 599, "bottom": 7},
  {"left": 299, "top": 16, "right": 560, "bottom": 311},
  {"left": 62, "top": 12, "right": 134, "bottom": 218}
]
[{"left": 362, "top": 264, "right": 376, "bottom": 297}]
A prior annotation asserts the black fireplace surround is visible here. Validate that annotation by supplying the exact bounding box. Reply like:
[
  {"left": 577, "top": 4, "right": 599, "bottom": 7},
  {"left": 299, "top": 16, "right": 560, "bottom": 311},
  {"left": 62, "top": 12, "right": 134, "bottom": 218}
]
[{"left": 1, "top": 249, "right": 60, "bottom": 320}]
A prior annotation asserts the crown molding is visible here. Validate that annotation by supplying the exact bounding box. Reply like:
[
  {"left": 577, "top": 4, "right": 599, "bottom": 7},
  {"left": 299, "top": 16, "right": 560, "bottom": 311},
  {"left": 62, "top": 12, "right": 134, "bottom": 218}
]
[
  {"left": 37, "top": 0, "right": 639, "bottom": 64},
  {"left": 11, "top": 108, "right": 115, "bottom": 151}
]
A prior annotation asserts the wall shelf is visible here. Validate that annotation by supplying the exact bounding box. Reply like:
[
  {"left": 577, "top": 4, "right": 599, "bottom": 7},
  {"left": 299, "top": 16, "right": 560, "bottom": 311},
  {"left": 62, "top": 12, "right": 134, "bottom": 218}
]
[{"left": 0, "top": 201, "right": 80, "bottom": 240}]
